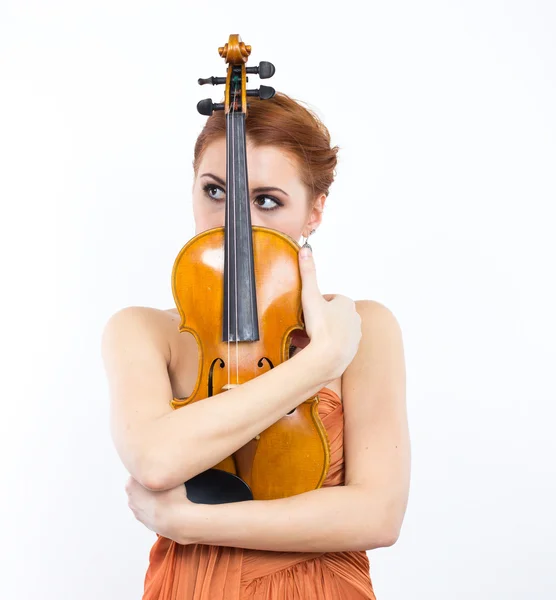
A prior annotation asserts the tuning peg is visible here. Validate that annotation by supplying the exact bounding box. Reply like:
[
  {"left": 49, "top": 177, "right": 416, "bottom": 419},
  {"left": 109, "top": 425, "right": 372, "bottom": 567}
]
[
  {"left": 197, "top": 99, "right": 225, "bottom": 116},
  {"left": 198, "top": 76, "right": 227, "bottom": 86},
  {"left": 245, "top": 61, "right": 275, "bottom": 79},
  {"left": 246, "top": 85, "right": 275, "bottom": 100}
]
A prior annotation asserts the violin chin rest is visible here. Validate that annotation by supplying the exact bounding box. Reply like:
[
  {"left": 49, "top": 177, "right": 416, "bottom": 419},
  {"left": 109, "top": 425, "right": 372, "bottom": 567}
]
[{"left": 184, "top": 468, "right": 253, "bottom": 504}]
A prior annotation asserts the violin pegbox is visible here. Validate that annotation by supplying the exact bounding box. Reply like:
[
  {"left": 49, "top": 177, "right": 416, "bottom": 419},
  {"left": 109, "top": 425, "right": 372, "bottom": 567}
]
[{"left": 197, "top": 34, "right": 276, "bottom": 116}]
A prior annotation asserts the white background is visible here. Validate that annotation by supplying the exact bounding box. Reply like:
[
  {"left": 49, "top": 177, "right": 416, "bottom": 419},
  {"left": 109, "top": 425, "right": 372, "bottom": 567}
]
[{"left": 1, "top": 1, "right": 555, "bottom": 598}]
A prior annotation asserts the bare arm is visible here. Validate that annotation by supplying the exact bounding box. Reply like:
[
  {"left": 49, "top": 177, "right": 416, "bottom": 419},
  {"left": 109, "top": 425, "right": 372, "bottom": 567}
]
[
  {"left": 101, "top": 306, "right": 333, "bottom": 491},
  {"left": 181, "top": 484, "right": 394, "bottom": 552}
]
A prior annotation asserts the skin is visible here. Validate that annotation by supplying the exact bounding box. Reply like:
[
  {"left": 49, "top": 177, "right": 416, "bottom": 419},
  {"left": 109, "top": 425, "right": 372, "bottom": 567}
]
[
  {"left": 192, "top": 137, "right": 325, "bottom": 244},
  {"left": 125, "top": 136, "right": 411, "bottom": 552}
]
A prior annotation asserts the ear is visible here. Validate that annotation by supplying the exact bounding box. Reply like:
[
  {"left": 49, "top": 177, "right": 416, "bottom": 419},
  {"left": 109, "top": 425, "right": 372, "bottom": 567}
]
[{"left": 303, "top": 193, "right": 327, "bottom": 237}]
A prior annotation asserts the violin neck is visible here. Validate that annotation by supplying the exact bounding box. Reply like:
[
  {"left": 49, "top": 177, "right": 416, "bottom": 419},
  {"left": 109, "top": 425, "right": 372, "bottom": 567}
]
[{"left": 222, "top": 111, "right": 260, "bottom": 343}]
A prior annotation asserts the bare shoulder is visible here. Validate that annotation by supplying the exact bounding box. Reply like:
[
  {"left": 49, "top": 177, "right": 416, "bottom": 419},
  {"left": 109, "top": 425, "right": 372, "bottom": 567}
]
[
  {"left": 341, "top": 298, "right": 405, "bottom": 394},
  {"left": 354, "top": 299, "right": 403, "bottom": 333},
  {"left": 100, "top": 306, "right": 176, "bottom": 367},
  {"left": 354, "top": 299, "right": 405, "bottom": 368}
]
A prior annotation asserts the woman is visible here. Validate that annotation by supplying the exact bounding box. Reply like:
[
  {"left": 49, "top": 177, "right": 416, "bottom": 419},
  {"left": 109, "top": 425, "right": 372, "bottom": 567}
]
[{"left": 101, "top": 92, "right": 410, "bottom": 599}]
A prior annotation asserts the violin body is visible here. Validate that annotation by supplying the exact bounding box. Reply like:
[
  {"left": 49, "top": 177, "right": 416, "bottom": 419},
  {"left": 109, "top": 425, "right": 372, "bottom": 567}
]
[{"left": 171, "top": 225, "right": 330, "bottom": 501}]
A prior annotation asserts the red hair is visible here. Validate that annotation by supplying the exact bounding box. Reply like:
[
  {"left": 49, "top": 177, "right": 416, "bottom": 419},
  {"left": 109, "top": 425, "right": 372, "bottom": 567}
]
[{"left": 193, "top": 92, "right": 339, "bottom": 202}]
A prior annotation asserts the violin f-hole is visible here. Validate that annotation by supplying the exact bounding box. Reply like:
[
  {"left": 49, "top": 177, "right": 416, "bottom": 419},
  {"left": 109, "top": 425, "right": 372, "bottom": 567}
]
[
  {"left": 257, "top": 356, "right": 274, "bottom": 369},
  {"left": 208, "top": 357, "right": 225, "bottom": 397}
]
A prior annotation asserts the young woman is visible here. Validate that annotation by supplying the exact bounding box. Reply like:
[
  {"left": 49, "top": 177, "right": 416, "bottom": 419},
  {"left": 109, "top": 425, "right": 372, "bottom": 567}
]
[{"left": 101, "top": 92, "right": 410, "bottom": 599}]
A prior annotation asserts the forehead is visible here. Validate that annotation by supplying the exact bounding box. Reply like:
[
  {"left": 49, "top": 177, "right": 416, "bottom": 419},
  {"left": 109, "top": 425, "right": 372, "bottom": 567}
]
[{"left": 198, "top": 138, "right": 304, "bottom": 187}]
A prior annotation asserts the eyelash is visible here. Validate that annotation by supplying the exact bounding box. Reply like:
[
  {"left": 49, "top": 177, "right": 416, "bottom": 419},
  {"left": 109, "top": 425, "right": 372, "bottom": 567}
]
[{"left": 202, "top": 183, "right": 283, "bottom": 212}]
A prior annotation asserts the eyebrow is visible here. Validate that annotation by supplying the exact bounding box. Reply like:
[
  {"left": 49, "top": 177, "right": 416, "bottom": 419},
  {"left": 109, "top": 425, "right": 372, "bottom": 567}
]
[{"left": 201, "top": 172, "right": 290, "bottom": 197}]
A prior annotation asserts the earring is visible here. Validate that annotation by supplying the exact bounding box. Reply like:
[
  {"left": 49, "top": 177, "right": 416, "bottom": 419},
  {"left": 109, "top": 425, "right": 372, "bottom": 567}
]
[{"left": 301, "top": 229, "right": 315, "bottom": 249}]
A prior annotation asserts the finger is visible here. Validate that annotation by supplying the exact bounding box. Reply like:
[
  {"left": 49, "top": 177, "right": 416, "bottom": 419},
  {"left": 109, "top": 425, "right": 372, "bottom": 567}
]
[{"left": 298, "top": 246, "right": 323, "bottom": 305}]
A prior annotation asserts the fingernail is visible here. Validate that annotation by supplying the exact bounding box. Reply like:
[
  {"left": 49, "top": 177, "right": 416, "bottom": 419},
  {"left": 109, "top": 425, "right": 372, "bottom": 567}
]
[{"left": 299, "top": 244, "right": 312, "bottom": 259}]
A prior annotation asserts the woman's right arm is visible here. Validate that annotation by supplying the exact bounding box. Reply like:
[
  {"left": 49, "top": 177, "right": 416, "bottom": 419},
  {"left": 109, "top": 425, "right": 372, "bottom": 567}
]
[
  {"left": 101, "top": 248, "right": 361, "bottom": 492},
  {"left": 102, "top": 306, "right": 333, "bottom": 492}
]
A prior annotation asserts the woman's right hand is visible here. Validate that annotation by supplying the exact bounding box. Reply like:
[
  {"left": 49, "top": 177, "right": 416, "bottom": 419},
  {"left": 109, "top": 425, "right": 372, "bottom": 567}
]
[{"left": 296, "top": 245, "right": 362, "bottom": 381}]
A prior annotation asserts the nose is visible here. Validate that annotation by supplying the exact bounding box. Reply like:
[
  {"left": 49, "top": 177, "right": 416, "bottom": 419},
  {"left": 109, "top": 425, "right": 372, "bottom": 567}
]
[{"left": 219, "top": 210, "right": 266, "bottom": 229}]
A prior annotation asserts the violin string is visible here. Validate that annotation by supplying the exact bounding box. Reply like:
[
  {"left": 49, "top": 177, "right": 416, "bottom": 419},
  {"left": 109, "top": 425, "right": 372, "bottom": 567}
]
[
  {"left": 226, "top": 90, "right": 231, "bottom": 388},
  {"left": 228, "top": 73, "right": 240, "bottom": 388},
  {"left": 233, "top": 79, "right": 239, "bottom": 386},
  {"left": 229, "top": 77, "right": 234, "bottom": 387}
]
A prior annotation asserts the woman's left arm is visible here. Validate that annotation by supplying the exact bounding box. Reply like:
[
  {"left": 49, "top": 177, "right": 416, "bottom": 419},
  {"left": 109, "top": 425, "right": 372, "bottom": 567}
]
[{"left": 170, "top": 300, "right": 411, "bottom": 553}]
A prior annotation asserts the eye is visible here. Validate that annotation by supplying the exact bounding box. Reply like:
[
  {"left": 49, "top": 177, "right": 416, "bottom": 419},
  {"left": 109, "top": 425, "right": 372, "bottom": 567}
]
[
  {"left": 202, "top": 182, "right": 284, "bottom": 212},
  {"left": 203, "top": 183, "right": 225, "bottom": 201},
  {"left": 254, "top": 195, "right": 282, "bottom": 211}
]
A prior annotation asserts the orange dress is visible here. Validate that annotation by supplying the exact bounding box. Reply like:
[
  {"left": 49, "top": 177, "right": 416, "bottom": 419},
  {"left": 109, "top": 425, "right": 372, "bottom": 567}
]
[{"left": 142, "top": 388, "right": 377, "bottom": 599}]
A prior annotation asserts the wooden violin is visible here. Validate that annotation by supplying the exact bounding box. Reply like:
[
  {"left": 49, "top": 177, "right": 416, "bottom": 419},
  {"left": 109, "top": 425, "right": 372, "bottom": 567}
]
[{"left": 170, "top": 34, "right": 330, "bottom": 504}]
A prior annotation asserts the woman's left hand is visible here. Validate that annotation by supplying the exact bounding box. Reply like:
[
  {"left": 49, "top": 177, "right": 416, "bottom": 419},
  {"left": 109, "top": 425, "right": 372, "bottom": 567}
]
[{"left": 125, "top": 476, "right": 199, "bottom": 545}]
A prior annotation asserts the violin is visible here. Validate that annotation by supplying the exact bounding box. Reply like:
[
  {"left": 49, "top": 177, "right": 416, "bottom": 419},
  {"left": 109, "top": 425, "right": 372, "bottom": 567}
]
[{"left": 170, "top": 34, "right": 330, "bottom": 504}]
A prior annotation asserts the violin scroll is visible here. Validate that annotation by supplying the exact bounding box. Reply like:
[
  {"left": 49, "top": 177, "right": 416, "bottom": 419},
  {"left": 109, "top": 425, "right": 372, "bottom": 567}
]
[{"left": 218, "top": 34, "right": 251, "bottom": 64}]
